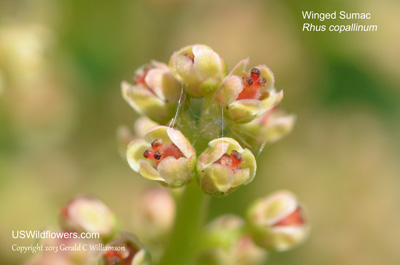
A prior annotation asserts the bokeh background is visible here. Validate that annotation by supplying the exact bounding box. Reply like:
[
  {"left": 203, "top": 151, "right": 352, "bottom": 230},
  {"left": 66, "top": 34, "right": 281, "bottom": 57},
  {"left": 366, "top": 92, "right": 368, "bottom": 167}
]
[{"left": 1, "top": 0, "right": 400, "bottom": 264}]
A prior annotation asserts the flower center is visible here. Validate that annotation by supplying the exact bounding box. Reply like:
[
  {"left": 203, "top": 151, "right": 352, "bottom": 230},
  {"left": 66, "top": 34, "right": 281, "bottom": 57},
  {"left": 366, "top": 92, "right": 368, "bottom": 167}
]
[
  {"left": 215, "top": 150, "right": 244, "bottom": 173},
  {"left": 143, "top": 138, "right": 184, "bottom": 166},
  {"left": 273, "top": 207, "right": 305, "bottom": 227},
  {"left": 236, "top": 68, "right": 268, "bottom": 100}
]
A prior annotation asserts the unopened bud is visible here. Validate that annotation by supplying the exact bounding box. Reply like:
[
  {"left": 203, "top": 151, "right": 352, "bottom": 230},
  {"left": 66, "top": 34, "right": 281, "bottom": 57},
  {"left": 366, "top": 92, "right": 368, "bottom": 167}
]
[
  {"left": 199, "top": 215, "right": 267, "bottom": 265},
  {"left": 60, "top": 195, "right": 117, "bottom": 239},
  {"left": 169, "top": 44, "right": 225, "bottom": 97}
]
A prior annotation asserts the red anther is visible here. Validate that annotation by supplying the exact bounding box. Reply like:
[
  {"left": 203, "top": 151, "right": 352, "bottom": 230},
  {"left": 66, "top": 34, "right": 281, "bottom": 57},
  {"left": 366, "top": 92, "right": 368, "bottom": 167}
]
[
  {"left": 185, "top": 53, "right": 195, "bottom": 62},
  {"left": 242, "top": 76, "right": 254, "bottom": 87},
  {"left": 151, "top": 138, "right": 163, "bottom": 151},
  {"left": 154, "top": 150, "right": 163, "bottom": 160},
  {"left": 257, "top": 77, "right": 267, "bottom": 87},
  {"left": 273, "top": 207, "right": 305, "bottom": 227},
  {"left": 250, "top": 68, "right": 261, "bottom": 81},
  {"left": 143, "top": 150, "right": 162, "bottom": 161},
  {"left": 230, "top": 150, "right": 244, "bottom": 167}
]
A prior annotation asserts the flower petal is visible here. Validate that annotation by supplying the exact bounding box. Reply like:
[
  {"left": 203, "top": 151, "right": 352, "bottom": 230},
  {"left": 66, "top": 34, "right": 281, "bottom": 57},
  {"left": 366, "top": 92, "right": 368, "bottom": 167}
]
[
  {"left": 157, "top": 157, "right": 192, "bottom": 186},
  {"left": 121, "top": 81, "right": 170, "bottom": 122},
  {"left": 216, "top": 75, "right": 243, "bottom": 106},
  {"left": 231, "top": 168, "right": 250, "bottom": 187},
  {"left": 200, "top": 164, "right": 234, "bottom": 194},
  {"left": 260, "top": 89, "right": 283, "bottom": 111},
  {"left": 167, "top": 127, "right": 195, "bottom": 158},
  {"left": 193, "top": 49, "right": 223, "bottom": 80},
  {"left": 126, "top": 139, "right": 149, "bottom": 172},
  {"left": 256, "top": 65, "right": 275, "bottom": 90},
  {"left": 192, "top": 44, "right": 213, "bottom": 54},
  {"left": 240, "top": 149, "right": 257, "bottom": 184},
  {"left": 228, "top": 99, "right": 263, "bottom": 123},
  {"left": 139, "top": 160, "right": 164, "bottom": 182},
  {"left": 144, "top": 126, "right": 173, "bottom": 145},
  {"left": 145, "top": 68, "right": 181, "bottom": 102},
  {"left": 229, "top": 58, "right": 249, "bottom": 76}
]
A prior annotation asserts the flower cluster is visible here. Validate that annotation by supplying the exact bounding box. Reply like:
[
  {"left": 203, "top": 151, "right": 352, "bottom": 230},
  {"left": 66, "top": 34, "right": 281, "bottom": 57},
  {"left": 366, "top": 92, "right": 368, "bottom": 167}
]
[
  {"left": 117, "top": 44, "right": 309, "bottom": 263},
  {"left": 123, "top": 44, "right": 295, "bottom": 196}
]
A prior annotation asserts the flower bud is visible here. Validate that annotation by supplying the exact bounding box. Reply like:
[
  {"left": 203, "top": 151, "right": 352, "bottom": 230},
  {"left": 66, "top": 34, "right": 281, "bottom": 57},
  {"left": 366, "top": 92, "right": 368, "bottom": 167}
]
[
  {"left": 169, "top": 44, "right": 225, "bottom": 97},
  {"left": 247, "top": 191, "right": 309, "bottom": 252},
  {"left": 60, "top": 195, "right": 117, "bottom": 239},
  {"left": 132, "top": 187, "right": 175, "bottom": 241},
  {"left": 238, "top": 108, "right": 296, "bottom": 147},
  {"left": 133, "top": 116, "right": 159, "bottom": 138},
  {"left": 126, "top": 126, "right": 196, "bottom": 187},
  {"left": 197, "top": 138, "right": 256, "bottom": 197},
  {"left": 100, "top": 233, "right": 151, "bottom": 265},
  {"left": 215, "top": 59, "right": 283, "bottom": 123},
  {"left": 199, "top": 215, "right": 267, "bottom": 265},
  {"left": 122, "top": 61, "right": 181, "bottom": 123}
]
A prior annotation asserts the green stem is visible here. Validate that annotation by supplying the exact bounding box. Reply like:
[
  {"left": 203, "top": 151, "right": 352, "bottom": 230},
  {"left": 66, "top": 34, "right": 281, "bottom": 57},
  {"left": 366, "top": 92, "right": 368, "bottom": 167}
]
[{"left": 158, "top": 181, "right": 208, "bottom": 265}]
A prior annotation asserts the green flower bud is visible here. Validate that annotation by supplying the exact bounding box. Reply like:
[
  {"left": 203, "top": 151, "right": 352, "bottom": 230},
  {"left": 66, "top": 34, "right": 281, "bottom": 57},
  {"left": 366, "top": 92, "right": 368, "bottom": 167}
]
[
  {"left": 122, "top": 61, "right": 181, "bottom": 123},
  {"left": 100, "top": 233, "right": 151, "bottom": 265},
  {"left": 247, "top": 191, "right": 309, "bottom": 252},
  {"left": 197, "top": 138, "right": 256, "bottom": 197},
  {"left": 215, "top": 59, "right": 283, "bottom": 123},
  {"left": 169, "top": 44, "right": 225, "bottom": 97},
  {"left": 238, "top": 108, "right": 296, "bottom": 146},
  {"left": 126, "top": 126, "right": 196, "bottom": 187},
  {"left": 60, "top": 195, "right": 117, "bottom": 239},
  {"left": 199, "top": 215, "right": 267, "bottom": 265}
]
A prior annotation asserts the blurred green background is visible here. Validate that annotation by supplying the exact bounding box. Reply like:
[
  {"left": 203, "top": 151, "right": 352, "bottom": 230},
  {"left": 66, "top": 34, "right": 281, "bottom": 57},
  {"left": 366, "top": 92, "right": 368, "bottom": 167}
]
[{"left": 1, "top": 0, "right": 400, "bottom": 264}]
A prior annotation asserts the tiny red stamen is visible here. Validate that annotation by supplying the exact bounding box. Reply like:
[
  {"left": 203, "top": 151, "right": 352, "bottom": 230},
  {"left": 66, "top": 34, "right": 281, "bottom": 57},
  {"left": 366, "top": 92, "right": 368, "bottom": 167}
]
[
  {"left": 273, "top": 207, "right": 305, "bottom": 227},
  {"left": 236, "top": 68, "right": 267, "bottom": 100},
  {"left": 230, "top": 150, "right": 244, "bottom": 167},
  {"left": 143, "top": 150, "right": 161, "bottom": 161},
  {"left": 242, "top": 76, "right": 253, "bottom": 87},
  {"left": 257, "top": 77, "right": 266, "bottom": 87},
  {"left": 143, "top": 139, "right": 185, "bottom": 167},
  {"left": 250, "top": 68, "right": 261, "bottom": 81},
  {"left": 151, "top": 138, "right": 163, "bottom": 151},
  {"left": 154, "top": 150, "right": 163, "bottom": 160}
]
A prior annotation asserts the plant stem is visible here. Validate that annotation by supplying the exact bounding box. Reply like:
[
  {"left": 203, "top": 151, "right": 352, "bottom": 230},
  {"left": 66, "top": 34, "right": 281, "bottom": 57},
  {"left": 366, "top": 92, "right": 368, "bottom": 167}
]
[{"left": 157, "top": 181, "right": 208, "bottom": 265}]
